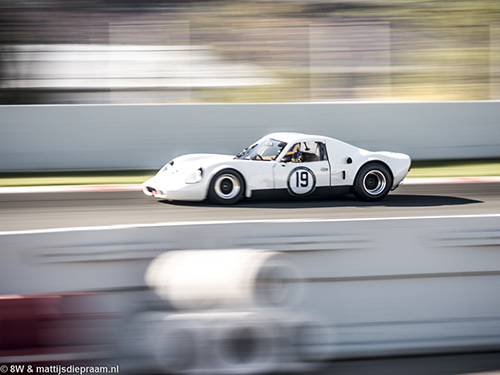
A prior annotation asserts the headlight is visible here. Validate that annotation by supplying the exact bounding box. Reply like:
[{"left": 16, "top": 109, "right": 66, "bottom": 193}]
[{"left": 185, "top": 168, "right": 203, "bottom": 184}]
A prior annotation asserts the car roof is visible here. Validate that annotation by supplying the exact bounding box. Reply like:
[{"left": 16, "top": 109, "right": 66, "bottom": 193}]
[{"left": 265, "top": 132, "right": 327, "bottom": 143}]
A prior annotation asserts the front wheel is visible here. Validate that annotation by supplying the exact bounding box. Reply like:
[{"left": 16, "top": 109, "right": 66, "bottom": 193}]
[
  {"left": 353, "top": 163, "right": 393, "bottom": 202},
  {"left": 208, "top": 170, "right": 244, "bottom": 205}
]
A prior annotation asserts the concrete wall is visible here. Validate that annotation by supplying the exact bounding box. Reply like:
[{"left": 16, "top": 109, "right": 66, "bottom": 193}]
[
  {"left": 2, "top": 214, "right": 500, "bottom": 358},
  {"left": 1, "top": 101, "right": 499, "bottom": 172}
]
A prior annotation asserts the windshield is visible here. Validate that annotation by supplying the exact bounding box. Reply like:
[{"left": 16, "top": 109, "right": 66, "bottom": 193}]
[{"left": 235, "top": 138, "right": 287, "bottom": 161}]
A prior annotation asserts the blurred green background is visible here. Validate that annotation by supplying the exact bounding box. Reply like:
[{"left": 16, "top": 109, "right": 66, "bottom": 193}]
[{"left": 2, "top": 0, "right": 500, "bottom": 104}]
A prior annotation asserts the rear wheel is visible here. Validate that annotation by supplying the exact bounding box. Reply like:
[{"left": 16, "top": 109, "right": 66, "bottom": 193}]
[
  {"left": 353, "top": 163, "right": 393, "bottom": 202},
  {"left": 208, "top": 170, "right": 244, "bottom": 205}
]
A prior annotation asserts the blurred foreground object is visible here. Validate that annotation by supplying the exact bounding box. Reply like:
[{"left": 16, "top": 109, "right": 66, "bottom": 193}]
[
  {"left": 145, "top": 249, "right": 303, "bottom": 310},
  {"left": 118, "top": 249, "right": 335, "bottom": 374},
  {"left": 120, "top": 310, "right": 335, "bottom": 374},
  {"left": 2, "top": 215, "right": 500, "bottom": 373},
  {"left": 0, "top": 293, "right": 117, "bottom": 365}
]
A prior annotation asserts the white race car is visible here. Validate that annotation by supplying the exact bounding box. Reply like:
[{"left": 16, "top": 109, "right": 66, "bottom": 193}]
[{"left": 142, "top": 132, "right": 411, "bottom": 205}]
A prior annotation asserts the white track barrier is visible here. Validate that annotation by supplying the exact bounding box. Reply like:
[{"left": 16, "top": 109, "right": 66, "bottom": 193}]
[
  {"left": 1, "top": 101, "right": 500, "bottom": 172},
  {"left": 144, "top": 250, "right": 303, "bottom": 311}
]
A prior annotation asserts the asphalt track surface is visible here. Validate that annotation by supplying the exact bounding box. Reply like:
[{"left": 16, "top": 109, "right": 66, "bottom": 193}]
[
  {"left": 323, "top": 352, "right": 500, "bottom": 375},
  {"left": 0, "top": 182, "right": 499, "bottom": 232}
]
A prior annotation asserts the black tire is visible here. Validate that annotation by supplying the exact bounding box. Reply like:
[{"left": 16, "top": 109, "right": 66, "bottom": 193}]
[
  {"left": 208, "top": 169, "right": 244, "bottom": 205},
  {"left": 353, "top": 163, "right": 393, "bottom": 202}
]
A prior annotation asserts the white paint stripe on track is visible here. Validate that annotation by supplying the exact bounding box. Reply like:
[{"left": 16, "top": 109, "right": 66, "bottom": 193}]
[
  {"left": 1, "top": 214, "right": 500, "bottom": 237},
  {"left": 0, "top": 176, "right": 499, "bottom": 194}
]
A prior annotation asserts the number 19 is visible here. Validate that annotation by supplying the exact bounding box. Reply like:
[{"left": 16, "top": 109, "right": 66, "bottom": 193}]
[{"left": 296, "top": 171, "right": 309, "bottom": 187}]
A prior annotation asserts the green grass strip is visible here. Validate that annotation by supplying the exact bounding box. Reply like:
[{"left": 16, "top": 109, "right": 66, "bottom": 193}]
[
  {"left": 0, "top": 170, "right": 156, "bottom": 187},
  {"left": 0, "top": 159, "right": 499, "bottom": 187},
  {"left": 407, "top": 158, "right": 500, "bottom": 178}
]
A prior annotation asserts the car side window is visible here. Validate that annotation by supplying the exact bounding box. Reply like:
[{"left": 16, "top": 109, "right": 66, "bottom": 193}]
[
  {"left": 281, "top": 142, "right": 300, "bottom": 163},
  {"left": 282, "top": 141, "right": 327, "bottom": 163},
  {"left": 316, "top": 142, "right": 328, "bottom": 161}
]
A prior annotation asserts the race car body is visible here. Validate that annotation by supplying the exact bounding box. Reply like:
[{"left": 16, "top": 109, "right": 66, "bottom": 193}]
[{"left": 142, "top": 132, "right": 411, "bottom": 204}]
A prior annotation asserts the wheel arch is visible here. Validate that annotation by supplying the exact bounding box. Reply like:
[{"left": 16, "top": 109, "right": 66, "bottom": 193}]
[
  {"left": 354, "top": 160, "right": 394, "bottom": 186},
  {"left": 205, "top": 166, "right": 248, "bottom": 199}
]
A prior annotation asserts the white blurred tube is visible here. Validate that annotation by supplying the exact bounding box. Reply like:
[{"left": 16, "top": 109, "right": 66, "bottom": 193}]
[
  {"left": 120, "top": 311, "right": 198, "bottom": 374},
  {"left": 120, "top": 311, "right": 281, "bottom": 375},
  {"left": 199, "top": 312, "right": 280, "bottom": 374},
  {"left": 144, "top": 250, "right": 303, "bottom": 310},
  {"left": 286, "top": 314, "right": 336, "bottom": 363},
  {"left": 269, "top": 312, "right": 337, "bottom": 373}
]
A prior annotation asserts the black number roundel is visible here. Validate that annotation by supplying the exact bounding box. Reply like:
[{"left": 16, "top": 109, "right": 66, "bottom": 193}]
[{"left": 286, "top": 166, "right": 317, "bottom": 196}]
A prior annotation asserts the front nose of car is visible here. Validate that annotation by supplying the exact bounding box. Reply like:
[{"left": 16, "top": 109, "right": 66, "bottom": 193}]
[{"left": 142, "top": 177, "right": 157, "bottom": 196}]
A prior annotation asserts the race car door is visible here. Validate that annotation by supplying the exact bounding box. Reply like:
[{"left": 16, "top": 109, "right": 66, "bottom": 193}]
[{"left": 273, "top": 140, "right": 330, "bottom": 197}]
